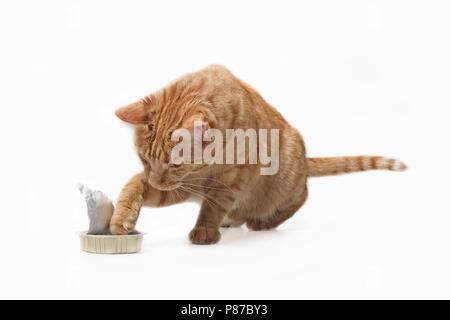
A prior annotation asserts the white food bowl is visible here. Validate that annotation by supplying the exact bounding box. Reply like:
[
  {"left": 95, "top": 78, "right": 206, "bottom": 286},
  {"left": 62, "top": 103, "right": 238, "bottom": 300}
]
[{"left": 79, "top": 232, "right": 145, "bottom": 254}]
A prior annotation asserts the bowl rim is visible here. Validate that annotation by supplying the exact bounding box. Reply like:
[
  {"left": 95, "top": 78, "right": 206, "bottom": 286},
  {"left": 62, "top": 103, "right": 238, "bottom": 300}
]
[{"left": 79, "top": 231, "right": 146, "bottom": 238}]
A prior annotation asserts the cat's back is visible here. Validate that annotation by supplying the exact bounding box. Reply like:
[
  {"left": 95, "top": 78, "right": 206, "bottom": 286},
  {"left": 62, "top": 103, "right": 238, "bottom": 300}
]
[
  {"left": 182, "top": 65, "right": 290, "bottom": 130},
  {"left": 185, "top": 64, "right": 241, "bottom": 94}
]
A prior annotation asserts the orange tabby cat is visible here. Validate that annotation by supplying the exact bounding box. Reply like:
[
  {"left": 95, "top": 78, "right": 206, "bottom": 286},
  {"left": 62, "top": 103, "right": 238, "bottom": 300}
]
[{"left": 111, "top": 65, "right": 406, "bottom": 244}]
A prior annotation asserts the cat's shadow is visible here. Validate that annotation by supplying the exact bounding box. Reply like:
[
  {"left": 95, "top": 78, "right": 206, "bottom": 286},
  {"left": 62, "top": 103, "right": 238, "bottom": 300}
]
[
  {"left": 219, "top": 226, "right": 287, "bottom": 245},
  {"left": 142, "top": 221, "right": 307, "bottom": 250}
]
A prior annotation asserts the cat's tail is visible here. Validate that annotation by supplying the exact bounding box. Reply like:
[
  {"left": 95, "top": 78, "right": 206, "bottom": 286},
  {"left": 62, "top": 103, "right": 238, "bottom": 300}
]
[{"left": 307, "top": 156, "right": 407, "bottom": 177}]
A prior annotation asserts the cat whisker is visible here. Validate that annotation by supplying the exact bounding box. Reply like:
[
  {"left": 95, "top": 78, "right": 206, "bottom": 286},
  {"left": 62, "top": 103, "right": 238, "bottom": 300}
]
[
  {"left": 183, "top": 177, "right": 236, "bottom": 195},
  {"left": 181, "top": 182, "right": 234, "bottom": 194},
  {"left": 179, "top": 185, "right": 220, "bottom": 209}
]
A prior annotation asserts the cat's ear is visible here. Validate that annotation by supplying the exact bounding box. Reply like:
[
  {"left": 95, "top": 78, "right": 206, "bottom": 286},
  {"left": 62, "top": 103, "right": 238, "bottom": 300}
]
[{"left": 115, "top": 101, "right": 150, "bottom": 125}]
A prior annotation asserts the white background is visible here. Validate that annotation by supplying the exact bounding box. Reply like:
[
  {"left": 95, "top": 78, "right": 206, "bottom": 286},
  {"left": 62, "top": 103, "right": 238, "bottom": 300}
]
[{"left": 0, "top": 0, "right": 449, "bottom": 299}]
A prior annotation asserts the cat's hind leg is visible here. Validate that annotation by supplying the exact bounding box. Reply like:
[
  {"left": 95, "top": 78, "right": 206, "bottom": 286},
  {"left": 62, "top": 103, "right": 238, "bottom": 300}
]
[{"left": 246, "top": 188, "right": 308, "bottom": 231}]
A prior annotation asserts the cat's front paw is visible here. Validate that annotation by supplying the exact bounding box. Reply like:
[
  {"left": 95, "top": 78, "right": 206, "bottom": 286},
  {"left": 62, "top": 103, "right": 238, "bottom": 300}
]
[
  {"left": 189, "top": 227, "right": 221, "bottom": 245},
  {"left": 110, "top": 215, "right": 130, "bottom": 235}
]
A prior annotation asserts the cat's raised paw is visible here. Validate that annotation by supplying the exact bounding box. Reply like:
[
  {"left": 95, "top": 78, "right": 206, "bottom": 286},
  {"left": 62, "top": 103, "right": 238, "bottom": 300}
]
[{"left": 189, "top": 227, "right": 221, "bottom": 245}]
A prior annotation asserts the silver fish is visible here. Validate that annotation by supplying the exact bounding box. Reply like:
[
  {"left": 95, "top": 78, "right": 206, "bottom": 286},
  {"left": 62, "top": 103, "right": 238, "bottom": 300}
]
[{"left": 77, "top": 183, "right": 114, "bottom": 235}]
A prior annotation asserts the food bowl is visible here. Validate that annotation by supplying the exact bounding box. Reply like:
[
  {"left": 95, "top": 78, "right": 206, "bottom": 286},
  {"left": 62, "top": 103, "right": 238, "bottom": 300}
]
[{"left": 79, "top": 232, "right": 145, "bottom": 254}]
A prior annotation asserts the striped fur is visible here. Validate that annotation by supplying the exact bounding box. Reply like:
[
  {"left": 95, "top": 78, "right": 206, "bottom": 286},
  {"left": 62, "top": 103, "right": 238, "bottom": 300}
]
[
  {"left": 112, "top": 65, "right": 407, "bottom": 244},
  {"left": 307, "top": 156, "right": 407, "bottom": 177}
]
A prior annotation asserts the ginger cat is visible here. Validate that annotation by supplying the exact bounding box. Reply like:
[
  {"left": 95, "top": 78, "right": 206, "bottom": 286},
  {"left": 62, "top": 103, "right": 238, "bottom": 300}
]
[{"left": 111, "top": 65, "right": 406, "bottom": 245}]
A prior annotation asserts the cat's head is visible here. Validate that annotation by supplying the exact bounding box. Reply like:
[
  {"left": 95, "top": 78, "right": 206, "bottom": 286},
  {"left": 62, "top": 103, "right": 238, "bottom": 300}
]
[{"left": 115, "top": 96, "right": 215, "bottom": 191}]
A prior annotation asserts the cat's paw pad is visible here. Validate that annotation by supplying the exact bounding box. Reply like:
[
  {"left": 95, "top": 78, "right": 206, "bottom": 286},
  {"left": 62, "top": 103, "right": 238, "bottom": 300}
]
[{"left": 189, "top": 227, "right": 221, "bottom": 245}]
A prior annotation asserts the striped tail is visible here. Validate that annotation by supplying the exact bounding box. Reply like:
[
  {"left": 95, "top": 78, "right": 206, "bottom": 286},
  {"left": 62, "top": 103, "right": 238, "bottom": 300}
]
[{"left": 307, "top": 156, "right": 407, "bottom": 177}]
